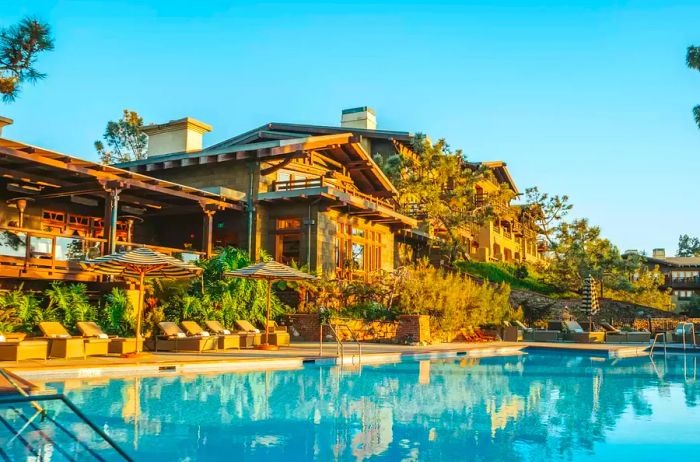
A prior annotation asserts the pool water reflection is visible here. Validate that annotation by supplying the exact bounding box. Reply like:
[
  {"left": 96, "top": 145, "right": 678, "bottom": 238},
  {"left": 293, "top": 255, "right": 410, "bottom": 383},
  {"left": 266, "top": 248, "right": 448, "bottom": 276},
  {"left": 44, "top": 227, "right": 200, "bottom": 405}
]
[{"left": 46, "top": 352, "right": 700, "bottom": 461}]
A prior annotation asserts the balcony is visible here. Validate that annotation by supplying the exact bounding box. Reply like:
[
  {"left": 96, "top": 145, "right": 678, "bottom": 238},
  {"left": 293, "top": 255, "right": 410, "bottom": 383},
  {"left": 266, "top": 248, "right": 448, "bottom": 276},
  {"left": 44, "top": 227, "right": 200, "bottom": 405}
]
[
  {"left": 666, "top": 276, "right": 700, "bottom": 289},
  {"left": 264, "top": 177, "right": 415, "bottom": 228},
  {"left": 0, "top": 226, "right": 204, "bottom": 281}
]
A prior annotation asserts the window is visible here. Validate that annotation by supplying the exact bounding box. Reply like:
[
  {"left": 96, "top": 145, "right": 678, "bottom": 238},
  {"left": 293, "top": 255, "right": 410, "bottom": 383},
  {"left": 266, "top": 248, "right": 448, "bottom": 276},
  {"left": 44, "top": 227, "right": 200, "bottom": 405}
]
[
  {"left": 335, "top": 222, "right": 383, "bottom": 279},
  {"left": 275, "top": 218, "right": 302, "bottom": 265}
]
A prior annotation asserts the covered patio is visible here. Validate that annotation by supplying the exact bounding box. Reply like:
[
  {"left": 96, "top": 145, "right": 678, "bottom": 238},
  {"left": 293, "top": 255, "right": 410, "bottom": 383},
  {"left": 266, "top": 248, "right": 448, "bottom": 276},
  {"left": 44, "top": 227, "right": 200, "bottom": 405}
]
[{"left": 0, "top": 138, "right": 242, "bottom": 282}]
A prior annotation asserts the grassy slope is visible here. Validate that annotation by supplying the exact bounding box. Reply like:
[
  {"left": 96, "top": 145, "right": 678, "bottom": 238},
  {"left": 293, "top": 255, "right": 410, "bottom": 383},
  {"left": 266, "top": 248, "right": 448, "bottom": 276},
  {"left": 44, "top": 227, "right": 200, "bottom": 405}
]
[{"left": 455, "top": 261, "right": 577, "bottom": 298}]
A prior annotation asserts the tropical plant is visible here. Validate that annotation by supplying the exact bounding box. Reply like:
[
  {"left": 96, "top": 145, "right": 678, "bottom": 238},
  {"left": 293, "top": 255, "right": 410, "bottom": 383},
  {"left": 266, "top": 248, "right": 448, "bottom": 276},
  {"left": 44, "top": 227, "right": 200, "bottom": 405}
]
[
  {"left": 44, "top": 282, "right": 96, "bottom": 330},
  {"left": 0, "top": 17, "right": 54, "bottom": 102},
  {"left": 0, "top": 285, "right": 42, "bottom": 332},
  {"left": 101, "top": 287, "right": 135, "bottom": 336}
]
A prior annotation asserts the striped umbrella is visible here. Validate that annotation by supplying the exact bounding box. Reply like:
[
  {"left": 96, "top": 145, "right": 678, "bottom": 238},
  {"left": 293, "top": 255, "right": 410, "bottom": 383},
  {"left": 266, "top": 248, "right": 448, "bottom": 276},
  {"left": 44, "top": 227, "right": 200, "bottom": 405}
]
[
  {"left": 225, "top": 261, "right": 316, "bottom": 349},
  {"left": 81, "top": 247, "right": 203, "bottom": 355},
  {"left": 582, "top": 275, "right": 600, "bottom": 328}
]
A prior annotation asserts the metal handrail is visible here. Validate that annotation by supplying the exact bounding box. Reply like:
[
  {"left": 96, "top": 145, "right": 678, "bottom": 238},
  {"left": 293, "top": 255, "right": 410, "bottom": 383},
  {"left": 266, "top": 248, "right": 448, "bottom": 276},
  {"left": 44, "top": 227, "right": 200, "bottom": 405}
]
[
  {"left": 333, "top": 323, "right": 362, "bottom": 365},
  {"left": 0, "top": 393, "right": 133, "bottom": 461},
  {"left": 322, "top": 323, "right": 345, "bottom": 363},
  {"left": 650, "top": 332, "right": 667, "bottom": 356},
  {"left": 680, "top": 322, "right": 697, "bottom": 351}
]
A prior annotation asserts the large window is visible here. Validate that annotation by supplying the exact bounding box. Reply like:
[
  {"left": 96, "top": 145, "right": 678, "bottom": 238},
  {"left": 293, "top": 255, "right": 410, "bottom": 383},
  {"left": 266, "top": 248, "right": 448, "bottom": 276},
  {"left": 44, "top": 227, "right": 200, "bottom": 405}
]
[
  {"left": 336, "top": 223, "right": 382, "bottom": 279},
  {"left": 275, "top": 218, "right": 302, "bottom": 265}
]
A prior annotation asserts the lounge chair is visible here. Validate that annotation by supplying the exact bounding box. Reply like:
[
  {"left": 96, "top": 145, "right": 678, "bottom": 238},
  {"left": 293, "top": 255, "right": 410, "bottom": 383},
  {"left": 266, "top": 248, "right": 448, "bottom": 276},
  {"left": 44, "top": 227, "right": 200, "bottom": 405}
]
[
  {"left": 501, "top": 321, "right": 521, "bottom": 342},
  {"left": 154, "top": 322, "right": 217, "bottom": 352},
  {"left": 562, "top": 320, "right": 605, "bottom": 343},
  {"left": 205, "top": 320, "right": 255, "bottom": 348},
  {"left": 181, "top": 321, "right": 240, "bottom": 350},
  {"left": 38, "top": 322, "right": 109, "bottom": 358},
  {"left": 672, "top": 323, "right": 696, "bottom": 344},
  {"left": 600, "top": 322, "right": 651, "bottom": 343},
  {"left": 0, "top": 335, "right": 48, "bottom": 362},
  {"left": 76, "top": 321, "right": 144, "bottom": 355},
  {"left": 265, "top": 320, "right": 291, "bottom": 346},
  {"left": 516, "top": 320, "right": 559, "bottom": 342},
  {"left": 234, "top": 320, "right": 262, "bottom": 346}
]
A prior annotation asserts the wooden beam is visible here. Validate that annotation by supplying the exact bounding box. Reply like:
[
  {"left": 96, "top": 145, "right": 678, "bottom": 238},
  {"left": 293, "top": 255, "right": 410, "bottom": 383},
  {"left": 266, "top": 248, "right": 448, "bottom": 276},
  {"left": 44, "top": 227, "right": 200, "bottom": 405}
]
[{"left": 0, "top": 146, "right": 237, "bottom": 210}]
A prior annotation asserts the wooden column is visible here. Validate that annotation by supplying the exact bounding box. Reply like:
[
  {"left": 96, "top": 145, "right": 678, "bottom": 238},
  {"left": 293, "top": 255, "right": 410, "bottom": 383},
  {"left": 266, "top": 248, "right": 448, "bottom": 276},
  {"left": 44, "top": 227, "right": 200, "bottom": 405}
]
[
  {"left": 201, "top": 204, "right": 217, "bottom": 258},
  {"left": 102, "top": 181, "right": 124, "bottom": 255}
]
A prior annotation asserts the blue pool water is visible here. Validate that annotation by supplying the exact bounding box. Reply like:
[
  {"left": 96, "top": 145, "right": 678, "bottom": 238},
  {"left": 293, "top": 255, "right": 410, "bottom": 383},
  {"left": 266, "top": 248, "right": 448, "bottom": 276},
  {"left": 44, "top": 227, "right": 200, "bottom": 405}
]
[{"left": 27, "top": 352, "right": 700, "bottom": 460}]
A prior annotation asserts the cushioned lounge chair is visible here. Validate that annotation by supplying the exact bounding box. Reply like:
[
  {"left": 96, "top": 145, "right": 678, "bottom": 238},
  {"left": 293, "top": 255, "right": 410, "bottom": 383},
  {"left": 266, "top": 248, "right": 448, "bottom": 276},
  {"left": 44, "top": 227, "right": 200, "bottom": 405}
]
[
  {"left": 516, "top": 320, "right": 560, "bottom": 342},
  {"left": 154, "top": 322, "right": 217, "bottom": 352},
  {"left": 563, "top": 320, "right": 605, "bottom": 343},
  {"left": 264, "top": 320, "right": 291, "bottom": 346},
  {"left": 181, "top": 321, "right": 240, "bottom": 350},
  {"left": 205, "top": 320, "right": 254, "bottom": 348},
  {"left": 0, "top": 337, "right": 48, "bottom": 362},
  {"left": 234, "top": 320, "right": 262, "bottom": 346},
  {"left": 600, "top": 322, "right": 650, "bottom": 343},
  {"left": 38, "top": 322, "right": 109, "bottom": 358},
  {"left": 76, "top": 321, "right": 143, "bottom": 355}
]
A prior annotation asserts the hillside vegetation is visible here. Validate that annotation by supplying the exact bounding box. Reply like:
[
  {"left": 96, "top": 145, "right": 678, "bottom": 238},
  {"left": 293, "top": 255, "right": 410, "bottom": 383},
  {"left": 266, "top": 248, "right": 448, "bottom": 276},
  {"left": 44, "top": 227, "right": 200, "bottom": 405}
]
[{"left": 455, "top": 261, "right": 577, "bottom": 299}]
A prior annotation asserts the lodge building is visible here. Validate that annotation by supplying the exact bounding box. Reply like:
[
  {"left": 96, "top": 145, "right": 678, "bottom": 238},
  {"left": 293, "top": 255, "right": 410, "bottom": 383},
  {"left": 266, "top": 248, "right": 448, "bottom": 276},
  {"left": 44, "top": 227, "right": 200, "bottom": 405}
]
[{"left": 0, "top": 107, "right": 545, "bottom": 288}]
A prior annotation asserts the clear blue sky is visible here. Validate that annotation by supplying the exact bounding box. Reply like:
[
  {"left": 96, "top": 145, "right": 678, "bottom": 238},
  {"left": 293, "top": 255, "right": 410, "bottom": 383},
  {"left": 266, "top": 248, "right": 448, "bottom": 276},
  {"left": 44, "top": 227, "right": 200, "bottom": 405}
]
[{"left": 2, "top": 1, "right": 699, "bottom": 255}]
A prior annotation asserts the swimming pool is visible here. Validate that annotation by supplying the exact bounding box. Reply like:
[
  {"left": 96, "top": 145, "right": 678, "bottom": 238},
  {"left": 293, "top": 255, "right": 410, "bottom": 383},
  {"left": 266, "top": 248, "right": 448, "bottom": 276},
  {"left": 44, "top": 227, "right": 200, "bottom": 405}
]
[{"left": 7, "top": 351, "right": 700, "bottom": 461}]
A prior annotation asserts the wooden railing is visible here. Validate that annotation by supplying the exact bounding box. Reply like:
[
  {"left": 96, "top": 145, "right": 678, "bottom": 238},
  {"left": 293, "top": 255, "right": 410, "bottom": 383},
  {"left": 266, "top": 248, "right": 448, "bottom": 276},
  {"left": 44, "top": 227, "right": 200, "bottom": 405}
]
[
  {"left": 0, "top": 225, "right": 204, "bottom": 279},
  {"left": 271, "top": 177, "right": 397, "bottom": 210}
]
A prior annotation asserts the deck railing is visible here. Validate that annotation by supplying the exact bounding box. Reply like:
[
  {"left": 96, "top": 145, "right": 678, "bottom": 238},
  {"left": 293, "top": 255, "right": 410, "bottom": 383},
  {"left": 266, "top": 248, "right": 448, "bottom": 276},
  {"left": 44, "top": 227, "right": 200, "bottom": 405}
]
[
  {"left": 271, "top": 177, "right": 397, "bottom": 210},
  {"left": 0, "top": 225, "right": 204, "bottom": 279}
]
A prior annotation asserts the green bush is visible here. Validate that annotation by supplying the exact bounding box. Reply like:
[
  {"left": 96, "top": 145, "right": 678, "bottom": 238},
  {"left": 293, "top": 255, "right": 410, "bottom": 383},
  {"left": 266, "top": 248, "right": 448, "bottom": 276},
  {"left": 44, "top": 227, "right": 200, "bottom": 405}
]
[
  {"left": 0, "top": 285, "right": 41, "bottom": 333},
  {"left": 455, "top": 261, "right": 573, "bottom": 297},
  {"left": 101, "top": 288, "right": 135, "bottom": 336},
  {"left": 44, "top": 282, "right": 97, "bottom": 330}
]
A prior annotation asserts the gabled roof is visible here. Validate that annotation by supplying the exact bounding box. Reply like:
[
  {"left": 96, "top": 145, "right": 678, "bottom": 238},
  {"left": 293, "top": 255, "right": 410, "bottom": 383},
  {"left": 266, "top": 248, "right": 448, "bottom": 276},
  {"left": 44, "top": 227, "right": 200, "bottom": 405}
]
[
  {"left": 644, "top": 256, "right": 700, "bottom": 268},
  {"left": 206, "top": 122, "right": 415, "bottom": 152},
  {"left": 466, "top": 161, "right": 519, "bottom": 194},
  {"left": 116, "top": 132, "right": 398, "bottom": 197}
]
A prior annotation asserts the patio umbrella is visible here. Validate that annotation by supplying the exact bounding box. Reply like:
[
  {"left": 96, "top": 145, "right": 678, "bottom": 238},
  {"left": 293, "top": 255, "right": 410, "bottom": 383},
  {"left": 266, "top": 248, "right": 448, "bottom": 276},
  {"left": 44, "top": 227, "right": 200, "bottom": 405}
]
[
  {"left": 81, "top": 247, "right": 203, "bottom": 355},
  {"left": 225, "top": 260, "right": 316, "bottom": 350},
  {"left": 582, "top": 275, "right": 600, "bottom": 328}
]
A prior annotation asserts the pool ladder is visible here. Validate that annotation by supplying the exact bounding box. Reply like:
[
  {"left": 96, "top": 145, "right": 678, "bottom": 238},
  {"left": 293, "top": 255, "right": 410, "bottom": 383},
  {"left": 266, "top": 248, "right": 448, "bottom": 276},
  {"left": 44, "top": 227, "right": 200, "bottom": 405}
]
[
  {"left": 649, "top": 323, "right": 698, "bottom": 356},
  {"left": 322, "top": 323, "right": 362, "bottom": 365},
  {"left": 0, "top": 368, "right": 133, "bottom": 461}
]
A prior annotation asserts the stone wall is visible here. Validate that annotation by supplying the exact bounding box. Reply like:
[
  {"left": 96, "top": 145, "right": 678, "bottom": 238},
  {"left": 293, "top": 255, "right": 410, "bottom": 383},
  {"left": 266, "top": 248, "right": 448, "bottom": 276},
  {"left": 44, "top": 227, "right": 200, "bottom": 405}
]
[
  {"left": 509, "top": 289, "right": 677, "bottom": 327},
  {"left": 283, "top": 314, "right": 430, "bottom": 344}
]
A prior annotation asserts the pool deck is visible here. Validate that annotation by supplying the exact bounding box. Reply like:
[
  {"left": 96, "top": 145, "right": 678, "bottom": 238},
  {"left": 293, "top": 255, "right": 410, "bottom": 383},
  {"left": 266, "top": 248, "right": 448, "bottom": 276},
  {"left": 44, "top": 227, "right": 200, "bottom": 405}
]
[{"left": 1, "top": 340, "right": 697, "bottom": 385}]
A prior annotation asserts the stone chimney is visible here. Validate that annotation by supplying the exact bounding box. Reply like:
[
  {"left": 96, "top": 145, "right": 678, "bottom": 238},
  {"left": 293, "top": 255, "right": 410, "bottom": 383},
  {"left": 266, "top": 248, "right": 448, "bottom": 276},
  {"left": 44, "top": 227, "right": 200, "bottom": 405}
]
[
  {"left": 0, "top": 116, "right": 13, "bottom": 137},
  {"left": 652, "top": 248, "right": 666, "bottom": 258},
  {"left": 341, "top": 106, "right": 376, "bottom": 130},
  {"left": 143, "top": 117, "right": 212, "bottom": 157}
]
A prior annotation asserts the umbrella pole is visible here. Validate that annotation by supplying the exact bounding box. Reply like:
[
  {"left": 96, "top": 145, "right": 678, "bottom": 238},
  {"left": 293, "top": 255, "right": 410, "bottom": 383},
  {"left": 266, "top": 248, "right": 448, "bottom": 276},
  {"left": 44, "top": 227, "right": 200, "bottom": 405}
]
[
  {"left": 265, "top": 279, "right": 271, "bottom": 346},
  {"left": 136, "top": 271, "right": 145, "bottom": 354}
]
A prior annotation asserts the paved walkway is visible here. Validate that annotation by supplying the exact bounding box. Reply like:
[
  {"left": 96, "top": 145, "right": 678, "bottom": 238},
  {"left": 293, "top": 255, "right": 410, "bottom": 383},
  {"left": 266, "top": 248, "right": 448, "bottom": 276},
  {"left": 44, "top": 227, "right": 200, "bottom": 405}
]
[{"left": 1, "top": 340, "right": 688, "bottom": 384}]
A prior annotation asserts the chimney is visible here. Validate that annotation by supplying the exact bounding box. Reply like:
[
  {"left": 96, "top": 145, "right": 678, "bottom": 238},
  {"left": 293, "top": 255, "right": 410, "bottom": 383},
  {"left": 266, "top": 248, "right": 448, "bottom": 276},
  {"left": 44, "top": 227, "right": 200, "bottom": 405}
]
[
  {"left": 0, "top": 116, "right": 13, "bottom": 137},
  {"left": 143, "top": 117, "right": 212, "bottom": 157},
  {"left": 341, "top": 106, "right": 376, "bottom": 130},
  {"left": 652, "top": 248, "right": 666, "bottom": 258}
]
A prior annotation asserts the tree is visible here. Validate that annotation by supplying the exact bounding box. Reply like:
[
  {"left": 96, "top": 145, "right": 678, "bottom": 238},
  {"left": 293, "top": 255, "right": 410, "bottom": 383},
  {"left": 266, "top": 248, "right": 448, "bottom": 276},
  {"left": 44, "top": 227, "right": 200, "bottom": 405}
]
[
  {"left": 95, "top": 110, "right": 148, "bottom": 164},
  {"left": 524, "top": 187, "right": 572, "bottom": 245},
  {"left": 687, "top": 45, "right": 700, "bottom": 129},
  {"left": 677, "top": 234, "right": 700, "bottom": 257},
  {"left": 0, "top": 17, "right": 54, "bottom": 102},
  {"left": 376, "top": 134, "right": 512, "bottom": 262},
  {"left": 546, "top": 218, "right": 671, "bottom": 310}
]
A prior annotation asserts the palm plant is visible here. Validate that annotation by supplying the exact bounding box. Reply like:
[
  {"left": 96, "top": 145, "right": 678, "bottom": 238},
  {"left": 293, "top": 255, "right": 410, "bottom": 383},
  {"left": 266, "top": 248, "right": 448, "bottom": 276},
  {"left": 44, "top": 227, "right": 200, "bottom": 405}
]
[{"left": 44, "top": 282, "right": 96, "bottom": 330}]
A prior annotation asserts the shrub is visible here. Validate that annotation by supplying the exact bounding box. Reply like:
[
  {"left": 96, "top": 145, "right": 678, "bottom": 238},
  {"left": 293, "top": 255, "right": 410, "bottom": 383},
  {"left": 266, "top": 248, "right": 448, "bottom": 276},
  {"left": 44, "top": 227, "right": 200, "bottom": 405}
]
[
  {"left": 0, "top": 285, "right": 42, "bottom": 333},
  {"left": 101, "top": 288, "right": 135, "bottom": 336},
  {"left": 44, "top": 282, "right": 97, "bottom": 330}
]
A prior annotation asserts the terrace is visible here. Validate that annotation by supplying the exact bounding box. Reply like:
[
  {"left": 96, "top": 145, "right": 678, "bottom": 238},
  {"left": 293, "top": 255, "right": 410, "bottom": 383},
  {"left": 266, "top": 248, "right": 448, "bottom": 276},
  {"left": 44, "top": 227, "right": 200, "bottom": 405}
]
[{"left": 0, "top": 138, "right": 242, "bottom": 283}]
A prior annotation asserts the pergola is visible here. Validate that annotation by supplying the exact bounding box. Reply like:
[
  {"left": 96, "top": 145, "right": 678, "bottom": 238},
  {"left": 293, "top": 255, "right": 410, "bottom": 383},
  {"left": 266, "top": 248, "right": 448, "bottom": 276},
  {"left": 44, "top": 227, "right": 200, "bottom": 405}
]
[{"left": 0, "top": 138, "right": 242, "bottom": 257}]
